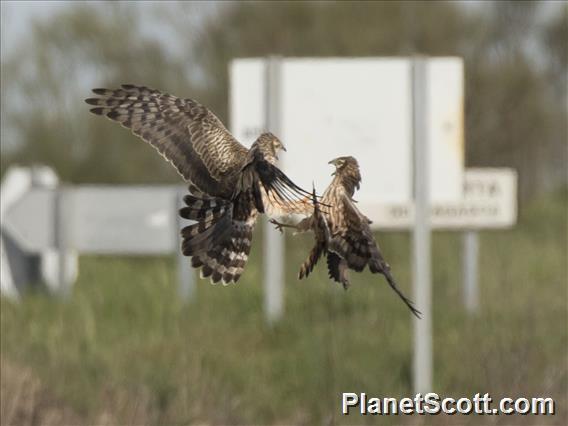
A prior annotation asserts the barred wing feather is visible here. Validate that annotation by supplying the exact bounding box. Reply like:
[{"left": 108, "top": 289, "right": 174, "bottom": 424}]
[{"left": 85, "top": 84, "right": 248, "bottom": 198}]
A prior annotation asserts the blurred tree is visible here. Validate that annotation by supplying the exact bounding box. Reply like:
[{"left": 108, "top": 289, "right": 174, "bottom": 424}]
[
  {"left": 464, "top": 1, "right": 567, "bottom": 200},
  {"left": 183, "top": 1, "right": 476, "bottom": 121},
  {"left": 1, "top": 2, "right": 198, "bottom": 183},
  {"left": 543, "top": 2, "right": 568, "bottom": 98}
]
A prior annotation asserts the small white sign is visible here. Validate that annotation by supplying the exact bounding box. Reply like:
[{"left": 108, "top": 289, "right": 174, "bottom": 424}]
[{"left": 362, "top": 168, "right": 517, "bottom": 230}]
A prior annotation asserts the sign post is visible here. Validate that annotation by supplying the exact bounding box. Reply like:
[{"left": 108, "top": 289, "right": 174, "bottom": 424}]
[
  {"left": 462, "top": 231, "right": 479, "bottom": 313},
  {"left": 412, "top": 57, "right": 433, "bottom": 394},
  {"left": 54, "top": 187, "right": 72, "bottom": 298},
  {"left": 176, "top": 187, "right": 195, "bottom": 302},
  {"left": 263, "top": 56, "right": 285, "bottom": 323}
]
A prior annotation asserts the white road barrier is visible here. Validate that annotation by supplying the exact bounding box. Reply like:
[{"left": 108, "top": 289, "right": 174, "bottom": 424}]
[{"left": 0, "top": 172, "right": 193, "bottom": 300}]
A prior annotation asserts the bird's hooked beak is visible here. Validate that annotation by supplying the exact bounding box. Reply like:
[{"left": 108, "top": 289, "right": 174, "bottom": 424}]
[
  {"left": 328, "top": 158, "right": 339, "bottom": 175},
  {"left": 281, "top": 145, "right": 287, "bottom": 152},
  {"left": 275, "top": 145, "right": 286, "bottom": 161}
]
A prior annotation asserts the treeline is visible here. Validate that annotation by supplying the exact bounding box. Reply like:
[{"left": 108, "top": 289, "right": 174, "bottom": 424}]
[{"left": 1, "top": 1, "right": 566, "bottom": 202}]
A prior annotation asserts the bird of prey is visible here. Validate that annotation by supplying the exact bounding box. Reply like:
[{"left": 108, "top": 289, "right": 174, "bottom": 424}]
[
  {"left": 271, "top": 156, "right": 421, "bottom": 318},
  {"left": 85, "top": 84, "right": 312, "bottom": 284}
]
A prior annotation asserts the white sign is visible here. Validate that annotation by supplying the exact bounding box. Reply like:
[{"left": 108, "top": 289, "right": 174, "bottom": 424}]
[
  {"left": 2, "top": 186, "right": 180, "bottom": 254},
  {"left": 230, "top": 57, "right": 464, "bottom": 204},
  {"left": 69, "top": 187, "right": 179, "bottom": 254},
  {"left": 362, "top": 168, "right": 517, "bottom": 230}
]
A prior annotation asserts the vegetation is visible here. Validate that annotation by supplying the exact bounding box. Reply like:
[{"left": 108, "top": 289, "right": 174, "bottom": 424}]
[{"left": 1, "top": 191, "right": 566, "bottom": 425}]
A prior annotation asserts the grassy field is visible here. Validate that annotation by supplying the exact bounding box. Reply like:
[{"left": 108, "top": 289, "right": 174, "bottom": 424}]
[{"left": 1, "top": 191, "right": 566, "bottom": 425}]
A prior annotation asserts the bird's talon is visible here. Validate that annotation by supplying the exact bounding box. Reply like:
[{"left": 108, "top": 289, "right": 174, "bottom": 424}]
[{"left": 269, "top": 219, "right": 285, "bottom": 233}]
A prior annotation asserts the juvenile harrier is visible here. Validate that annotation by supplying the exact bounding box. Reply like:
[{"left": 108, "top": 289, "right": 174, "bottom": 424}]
[
  {"left": 271, "top": 156, "right": 421, "bottom": 318},
  {"left": 85, "top": 84, "right": 312, "bottom": 283}
]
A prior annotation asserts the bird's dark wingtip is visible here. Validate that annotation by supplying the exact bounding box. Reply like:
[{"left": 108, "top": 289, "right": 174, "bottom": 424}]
[{"left": 89, "top": 107, "right": 104, "bottom": 115}]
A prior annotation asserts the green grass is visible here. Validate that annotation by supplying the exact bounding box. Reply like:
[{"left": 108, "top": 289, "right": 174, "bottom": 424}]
[{"left": 1, "top": 191, "right": 566, "bottom": 425}]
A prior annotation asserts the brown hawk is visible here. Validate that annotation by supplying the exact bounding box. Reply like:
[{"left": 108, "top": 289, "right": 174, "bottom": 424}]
[
  {"left": 85, "top": 84, "right": 312, "bottom": 284},
  {"left": 271, "top": 156, "right": 421, "bottom": 318}
]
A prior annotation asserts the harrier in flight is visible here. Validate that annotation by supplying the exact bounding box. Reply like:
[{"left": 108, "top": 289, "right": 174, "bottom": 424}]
[
  {"left": 85, "top": 84, "right": 312, "bottom": 284},
  {"left": 271, "top": 156, "right": 421, "bottom": 318}
]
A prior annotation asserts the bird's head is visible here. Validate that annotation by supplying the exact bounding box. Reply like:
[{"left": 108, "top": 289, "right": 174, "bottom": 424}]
[
  {"left": 328, "top": 156, "right": 359, "bottom": 175},
  {"left": 328, "top": 156, "right": 361, "bottom": 192},
  {"left": 255, "top": 132, "right": 286, "bottom": 163}
]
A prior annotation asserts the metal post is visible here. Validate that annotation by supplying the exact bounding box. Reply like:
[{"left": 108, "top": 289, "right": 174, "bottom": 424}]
[
  {"left": 412, "top": 57, "right": 433, "bottom": 394},
  {"left": 176, "top": 187, "right": 195, "bottom": 302},
  {"left": 462, "top": 231, "right": 479, "bottom": 313},
  {"left": 0, "top": 235, "right": 18, "bottom": 300},
  {"left": 263, "top": 56, "right": 284, "bottom": 323},
  {"left": 54, "top": 187, "right": 71, "bottom": 298}
]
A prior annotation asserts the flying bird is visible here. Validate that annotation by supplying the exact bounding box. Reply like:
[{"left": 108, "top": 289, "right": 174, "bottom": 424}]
[
  {"left": 271, "top": 156, "right": 421, "bottom": 318},
  {"left": 85, "top": 84, "right": 312, "bottom": 284}
]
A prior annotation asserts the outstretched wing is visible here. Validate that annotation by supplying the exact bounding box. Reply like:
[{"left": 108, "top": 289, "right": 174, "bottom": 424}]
[
  {"left": 239, "top": 146, "right": 316, "bottom": 215},
  {"left": 85, "top": 84, "right": 248, "bottom": 197},
  {"left": 262, "top": 190, "right": 314, "bottom": 218}
]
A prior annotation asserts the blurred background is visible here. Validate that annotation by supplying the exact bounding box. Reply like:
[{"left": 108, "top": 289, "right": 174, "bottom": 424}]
[{"left": 1, "top": 1, "right": 566, "bottom": 425}]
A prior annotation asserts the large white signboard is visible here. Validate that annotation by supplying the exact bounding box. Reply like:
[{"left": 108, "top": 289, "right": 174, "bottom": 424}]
[{"left": 230, "top": 57, "right": 464, "bottom": 204}]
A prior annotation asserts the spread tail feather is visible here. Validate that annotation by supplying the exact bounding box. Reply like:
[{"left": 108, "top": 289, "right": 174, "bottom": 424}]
[
  {"left": 180, "top": 195, "right": 256, "bottom": 284},
  {"left": 327, "top": 252, "right": 350, "bottom": 289},
  {"left": 298, "top": 242, "right": 324, "bottom": 280},
  {"left": 180, "top": 196, "right": 232, "bottom": 256},
  {"left": 369, "top": 258, "right": 422, "bottom": 318}
]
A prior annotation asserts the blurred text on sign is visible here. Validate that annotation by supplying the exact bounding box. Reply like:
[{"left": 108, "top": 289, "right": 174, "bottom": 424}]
[{"left": 363, "top": 168, "right": 517, "bottom": 230}]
